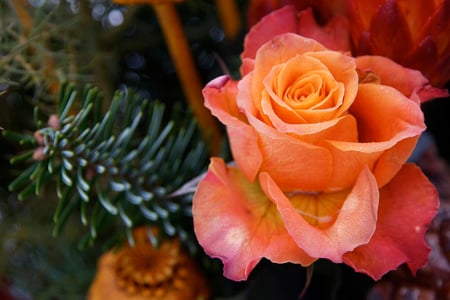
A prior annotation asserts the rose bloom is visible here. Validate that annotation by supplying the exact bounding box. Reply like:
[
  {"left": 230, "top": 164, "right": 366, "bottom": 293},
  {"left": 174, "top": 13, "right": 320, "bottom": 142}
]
[{"left": 192, "top": 6, "right": 449, "bottom": 281}]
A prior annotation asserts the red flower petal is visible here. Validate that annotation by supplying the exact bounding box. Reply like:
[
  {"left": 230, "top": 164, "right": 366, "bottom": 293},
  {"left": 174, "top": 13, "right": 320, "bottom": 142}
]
[
  {"left": 260, "top": 166, "right": 379, "bottom": 262},
  {"left": 192, "top": 158, "right": 315, "bottom": 281},
  {"left": 343, "top": 164, "right": 439, "bottom": 280},
  {"left": 369, "top": 0, "right": 414, "bottom": 61}
]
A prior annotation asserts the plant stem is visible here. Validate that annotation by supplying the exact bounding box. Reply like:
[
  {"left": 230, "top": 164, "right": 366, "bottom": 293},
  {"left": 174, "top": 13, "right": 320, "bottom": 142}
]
[{"left": 152, "top": 3, "right": 222, "bottom": 155}]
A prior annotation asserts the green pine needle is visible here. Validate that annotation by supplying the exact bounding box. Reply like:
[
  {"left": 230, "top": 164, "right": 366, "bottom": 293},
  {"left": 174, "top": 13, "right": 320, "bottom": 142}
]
[{"left": 5, "top": 83, "right": 210, "bottom": 250}]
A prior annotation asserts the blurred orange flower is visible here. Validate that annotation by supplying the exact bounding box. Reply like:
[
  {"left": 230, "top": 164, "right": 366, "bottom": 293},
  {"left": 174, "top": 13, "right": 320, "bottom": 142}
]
[
  {"left": 247, "top": 0, "right": 346, "bottom": 26},
  {"left": 348, "top": 0, "right": 450, "bottom": 87},
  {"left": 88, "top": 227, "right": 210, "bottom": 300}
]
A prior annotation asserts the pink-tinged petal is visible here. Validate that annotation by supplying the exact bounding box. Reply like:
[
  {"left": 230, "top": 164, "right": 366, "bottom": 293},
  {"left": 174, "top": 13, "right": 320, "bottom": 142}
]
[
  {"left": 242, "top": 5, "right": 298, "bottom": 61},
  {"left": 260, "top": 166, "right": 379, "bottom": 261},
  {"left": 193, "top": 158, "right": 315, "bottom": 281},
  {"left": 203, "top": 75, "right": 263, "bottom": 182},
  {"left": 356, "top": 56, "right": 449, "bottom": 103},
  {"left": 203, "top": 75, "right": 243, "bottom": 122},
  {"left": 297, "top": 8, "right": 351, "bottom": 52},
  {"left": 343, "top": 164, "right": 439, "bottom": 280},
  {"left": 241, "top": 57, "right": 255, "bottom": 77}
]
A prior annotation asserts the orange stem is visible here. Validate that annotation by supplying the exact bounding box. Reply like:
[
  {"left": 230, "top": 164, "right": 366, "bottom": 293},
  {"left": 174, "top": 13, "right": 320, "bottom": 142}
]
[
  {"left": 214, "top": 0, "right": 242, "bottom": 40},
  {"left": 152, "top": 4, "right": 222, "bottom": 155},
  {"left": 7, "top": 0, "right": 33, "bottom": 35}
]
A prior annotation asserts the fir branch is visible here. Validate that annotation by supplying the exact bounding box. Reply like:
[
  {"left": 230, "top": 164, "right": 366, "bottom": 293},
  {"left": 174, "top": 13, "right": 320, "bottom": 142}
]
[{"left": 4, "top": 83, "right": 210, "bottom": 250}]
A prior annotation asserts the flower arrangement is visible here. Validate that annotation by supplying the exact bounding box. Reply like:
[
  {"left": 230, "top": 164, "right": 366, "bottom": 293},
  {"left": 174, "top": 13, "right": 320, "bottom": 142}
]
[
  {"left": 1, "top": 0, "right": 449, "bottom": 299},
  {"left": 193, "top": 5, "right": 448, "bottom": 283}
]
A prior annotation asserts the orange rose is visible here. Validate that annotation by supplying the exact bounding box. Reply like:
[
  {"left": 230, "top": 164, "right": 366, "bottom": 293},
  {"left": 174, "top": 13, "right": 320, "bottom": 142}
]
[{"left": 193, "top": 7, "right": 447, "bottom": 281}]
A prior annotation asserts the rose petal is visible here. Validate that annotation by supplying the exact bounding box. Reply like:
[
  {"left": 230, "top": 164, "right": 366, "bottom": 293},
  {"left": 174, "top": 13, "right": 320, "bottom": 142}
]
[
  {"left": 203, "top": 75, "right": 263, "bottom": 182},
  {"left": 260, "top": 50, "right": 358, "bottom": 124},
  {"left": 261, "top": 94, "right": 360, "bottom": 143},
  {"left": 343, "top": 164, "right": 439, "bottom": 280},
  {"left": 350, "top": 84, "right": 424, "bottom": 143},
  {"left": 326, "top": 83, "right": 425, "bottom": 188},
  {"left": 260, "top": 165, "right": 379, "bottom": 262},
  {"left": 306, "top": 51, "right": 359, "bottom": 115},
  {"left": 237, "top": 75, "right": 334, "bottom": 191},
  {"left": 356, "top": 55, "right": 449, "bottom": 103},
  {"left": 251, "top": 34, "right": 327, "bottom": 112},
  {"left": 297, "top": 8, "right": 351, "bottom": 51},
  {"left": 203, "top": 75, "right": 243, "bottom": 122},
  {"left": 262, "top": 54, "right": 343, "bottom": 123},
  {"left": 242, "top": 5, "right": 298, "bottom": 62},
  {"left": 193, "top": 158, "right": 315, "bottom": 281}
]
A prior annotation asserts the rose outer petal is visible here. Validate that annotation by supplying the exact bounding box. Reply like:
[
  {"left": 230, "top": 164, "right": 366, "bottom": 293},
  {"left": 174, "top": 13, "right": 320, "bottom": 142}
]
[
  {"left": 243, "top": 5, "right": 352, "bottom": 62},
  {"left": 260, "top": 165, "right": 379, "bottom": 262},
  {"left": 355, "top": 56, "right": 449, "bottom": 103},
  {"left": 192, "top": 158, "right": 315, "bottom": 281},
  {"left": 326, "top": 83, "right": 425, "bottom": 189},
  {"left": 343, "top": 164, "right": 439, "bottom": 280},
  {"left": 242, "top": 5, "right": 298, "bottom": 62},
  {"left": 297, "top": 8, "right": 351, "bottom": 52},
  {"left": 203, "top": 75, "right": 263, "bottom": 182}
]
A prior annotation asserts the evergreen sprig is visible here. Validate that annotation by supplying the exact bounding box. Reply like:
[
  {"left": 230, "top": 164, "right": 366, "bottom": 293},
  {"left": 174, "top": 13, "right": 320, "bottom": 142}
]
[{"left": 4, "top": 83, "right": 210, "bottom": 250}]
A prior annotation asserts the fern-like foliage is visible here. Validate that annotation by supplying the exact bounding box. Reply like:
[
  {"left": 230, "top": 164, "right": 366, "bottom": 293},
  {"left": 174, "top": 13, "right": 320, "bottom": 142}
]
[
  {"left": 3, "top": 83, "right": 210, "bottom": 250},
  {"left": 1, "top": 1, "right": 72, "bottom": 101}
]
